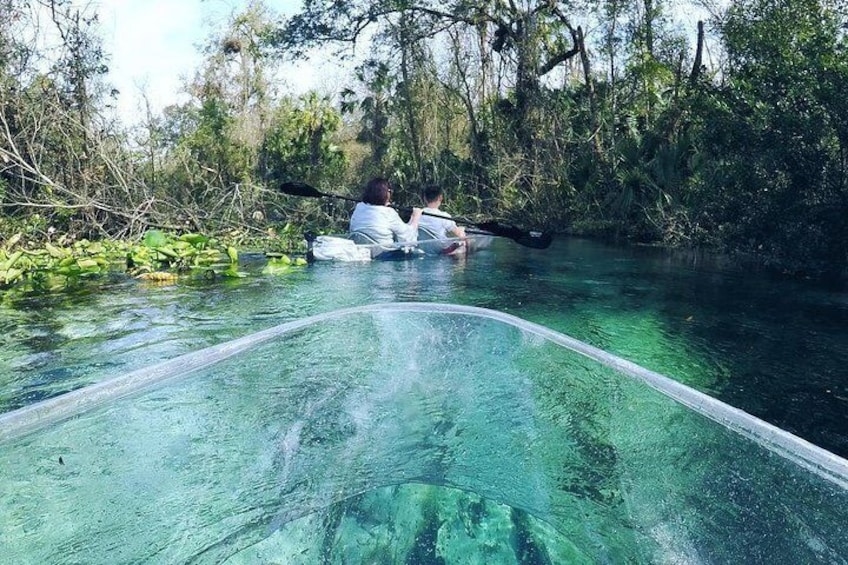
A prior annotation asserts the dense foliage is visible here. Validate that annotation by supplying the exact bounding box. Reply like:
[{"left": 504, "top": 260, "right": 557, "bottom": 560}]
[{"left": 1, "top": 0, "right": 846, "bottom": 280}]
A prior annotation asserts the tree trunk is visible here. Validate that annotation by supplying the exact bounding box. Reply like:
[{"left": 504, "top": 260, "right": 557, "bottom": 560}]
[
  {"left": 644, "top": 0, "right": 655, "bottom": 56},
  {"left": 689, "top": 21, "right": 705, "bottom": 86},
  {"left": 513, "top": 14, "right": 540, "bottom": 163},
  {"left": 577, "top": 25, "right": 603, "bottom": 159},
  {"left": 398, "top": 14, "right": 425, "bottom": 182}
]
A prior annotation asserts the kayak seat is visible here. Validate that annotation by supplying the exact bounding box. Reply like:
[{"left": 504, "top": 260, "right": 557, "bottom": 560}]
[
  {"left": 348, "top": 230, "right": 407, "bottom": 260},
  {"left": 417, "top": 226, "right": 441, "bottom": 241},
  {"left": 349, "top": 231, "right": 381, "bottom": 245},
  {"left": 416, "top": 226, "right": 464, "bottom": 255}
]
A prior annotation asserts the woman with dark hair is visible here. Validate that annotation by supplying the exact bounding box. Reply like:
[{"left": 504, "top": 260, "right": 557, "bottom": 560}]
[{"left": 349, "top": 177, "right": 422, "bottom": 245}]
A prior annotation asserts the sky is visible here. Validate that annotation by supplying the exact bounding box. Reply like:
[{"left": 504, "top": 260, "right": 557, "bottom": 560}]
[
  {"left": 62, "top": 0, "right": 718, "bottom": 125},
  {"left": 93, "top": 0, "right": 338, "bottom": 124}
]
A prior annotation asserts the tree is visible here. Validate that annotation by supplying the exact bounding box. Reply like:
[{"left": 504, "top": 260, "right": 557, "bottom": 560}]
[
  {"left": 0, "top": 0, "right": 151, "bottom": 238},
  {"left": 340, "top": 61, "right": 393, "bottom": 175},
  {"left": 697, "top": 0, "right": 848, "bottom": 272},
  {"left": 260, "top": 93, "right": 346, "bottom": 188},
  {"left": 272, "top": 1, "right": 586, "bottom": 169}
]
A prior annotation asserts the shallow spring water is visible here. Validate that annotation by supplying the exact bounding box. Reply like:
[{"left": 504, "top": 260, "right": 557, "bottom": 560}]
[
  {"left": 2, "top": 237, "right": 846, "bottom": 458},
  {"left": 1, "top": 305, "right": 846, "bottom": 563}
]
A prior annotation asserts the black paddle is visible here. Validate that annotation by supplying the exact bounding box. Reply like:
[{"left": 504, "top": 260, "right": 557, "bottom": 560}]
[{"left": 278, "top": 181, "right": 553, "bottom": 250}]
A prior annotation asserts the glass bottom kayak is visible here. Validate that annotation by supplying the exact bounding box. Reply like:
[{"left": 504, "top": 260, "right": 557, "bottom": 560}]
[
  {"left": 307, "top": 231, "right": 494, "bottom": 261},
  {"left": 1, "top": 304, "right": 845, "bottom": 563}
]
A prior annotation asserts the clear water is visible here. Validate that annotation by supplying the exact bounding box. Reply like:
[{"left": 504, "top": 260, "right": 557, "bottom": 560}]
[
  {"left": 2, "top": 237, "right": 846, "bottom": 457},
  {"left": 1, "top": 237, "right": 847, "bottom": 563},
  {"left": 1, "top": 309, "right": 846, "bottom": 563}
]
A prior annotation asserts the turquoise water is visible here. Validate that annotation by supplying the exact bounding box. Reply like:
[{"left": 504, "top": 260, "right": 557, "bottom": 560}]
[
  {"left": 2, "top": 237, "right": 846, "bottom": 456},
  {"left": 1, "top": 308, "right": 846, "bottom": 563},
  {"left": 1, "top": 237, "right": 847, "bottom": 563}
]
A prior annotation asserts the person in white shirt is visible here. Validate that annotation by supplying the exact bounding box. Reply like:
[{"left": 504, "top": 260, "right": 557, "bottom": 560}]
[
  {"left": 419, "top": 185, "right": 466, "bottom": 240},
  {"left": 348, "top": 177, "right": 422, "bottom": 245}
]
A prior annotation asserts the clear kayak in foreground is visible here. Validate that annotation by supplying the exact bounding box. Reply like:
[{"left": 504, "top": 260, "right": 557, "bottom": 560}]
[{"left": 0, "top": 304, "right": 846, "bottom": 563}]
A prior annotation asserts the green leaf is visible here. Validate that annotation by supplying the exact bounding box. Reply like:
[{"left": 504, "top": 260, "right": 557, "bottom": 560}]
[
  {"left": 45, "top": 243, "right": 67, "bottom": 259},
  {"left": 142, "top": 230, "right": 168, "bottom": 248},
  {"left": 2, "top": 251, "right": 23, "bottom": 270},
  {"left": 1, "top": 268, "right": 23, "bottom": 284},
  {"left": 179, "top": 233, "right": 209, "bottom": 247},
  {"left": 221, "top": 266, "right": 247, "bottom": 278},
  {"left": 77, "top": 258, "right": 100, "bottom": 270},
  {"left": 156, "top": 246, "right": 180, "bottom": 258},
  {"left": 6, "top": 232, "right": 22, "bottom": 248},
  {"left": 262, "top": 263, "right": 290, "bottom": 275}
]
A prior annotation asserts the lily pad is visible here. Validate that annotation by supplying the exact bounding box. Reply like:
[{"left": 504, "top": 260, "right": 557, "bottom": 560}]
[{"left": 142, "top": 230, "right": 168, "bottom": 248}]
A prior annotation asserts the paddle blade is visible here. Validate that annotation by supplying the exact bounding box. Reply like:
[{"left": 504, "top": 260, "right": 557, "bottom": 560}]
[
  {"left": 476, "top": 221, "right": 553, "bottom": 250},
  {"left": 278, "top": 181, "right": 324, "bottom": 199},
  {"left": 514, "top": 231, "right": 553, "bottom": 250}
]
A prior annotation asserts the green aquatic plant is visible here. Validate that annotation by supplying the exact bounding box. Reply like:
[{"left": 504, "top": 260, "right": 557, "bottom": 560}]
[
  {"left": 0, "top": 229, "right": 306, "bottom": 294},
  {"left": 262, "top": 255, "right": 308, "bottom": 276},
  {"left": 0, "top": 235, "right": 118, "bottom": 290},
  {"left": 128, "top": 230, "right": 223, "bottom": 275}
]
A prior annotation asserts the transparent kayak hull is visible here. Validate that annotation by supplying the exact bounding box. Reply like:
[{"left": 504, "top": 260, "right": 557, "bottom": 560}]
[
  {"left": 308, "top": 233, "right": 493, "bottom": 261},
  {"left": 1, "top": 304, "right": 846, "bottom": 564}
]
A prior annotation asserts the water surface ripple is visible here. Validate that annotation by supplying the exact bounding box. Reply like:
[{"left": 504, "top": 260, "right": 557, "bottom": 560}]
[{"left": 1, "top": 237, "right": 846, "bottom": 458}]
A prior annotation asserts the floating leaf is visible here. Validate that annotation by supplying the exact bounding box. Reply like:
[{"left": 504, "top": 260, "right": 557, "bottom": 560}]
[
  {"left": 180, "top": 233, "right": 209, "bottom": 247},
  {"left": 1, "top": 268, "right": 23, "bottom": 284},
  {"left": 262, "top": 263, "right": 290, "bottom": 275},
  {"left": 6, "top": 232, "right": 22, "bottom": 248},
  {"left": 263, "top": 255, "right": 307, "bottom": 274},
  {"left": 142, "top": 230, "right": 168, "bottom": 248},
  {"left": 45, "top": 243, "right": 67, "bottom": 259},
  {"left": 221, "top": 266, "right": 247, "bottom": 278},
  {"left": 77, "top": 258, "right": 99, "bottom": 270},
  {"left": 156, "top": 246, "right": 179, "bottom": 258},
  {"left": 226, "top": 246, "right": 238, "bottom": 264}
]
